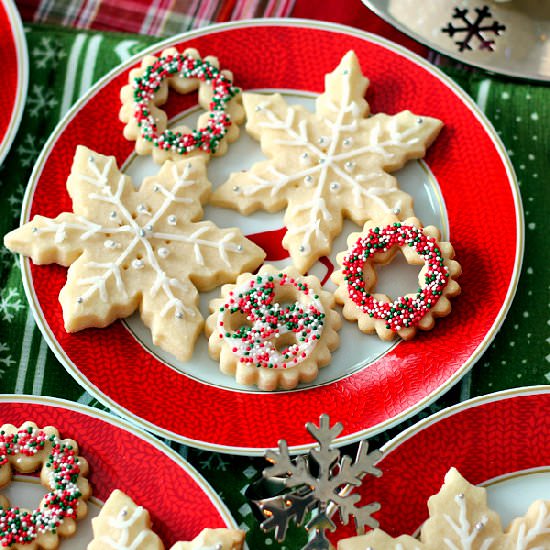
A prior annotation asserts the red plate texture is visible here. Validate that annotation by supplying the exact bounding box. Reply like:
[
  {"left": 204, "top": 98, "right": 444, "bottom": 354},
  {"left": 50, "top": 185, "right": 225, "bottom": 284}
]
[
  {"left": 334, "top": 388, "right": 550, "bottom": 541},
  {"left": 0, "top": 396, "right": 232, "bottom": 546},
  {"left": 25, "top": 21, "right": 520, "bottom": 451},
  {"left": 0, "top": 0, "right": 20, "bottom": 152}
]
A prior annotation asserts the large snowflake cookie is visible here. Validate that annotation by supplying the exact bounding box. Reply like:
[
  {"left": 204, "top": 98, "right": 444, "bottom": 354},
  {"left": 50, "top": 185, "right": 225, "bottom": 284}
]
[
  {"left": 0, "top": 422, "right": 91, "bottom": 549},
  {"left": 120, "top": 47, "right": 245, "bottom": 164},
  {"left": 88, "top": 489, "right": 244, "bottom": 550},
  {"left": 211, "top": 50, "right": 443, "bottom": 273},
  {"left": 4, "top": 146, "right": 265, "bottom": 361},
  {"left": 338, "top": 468, "right": 550, "bottom": 549},
  {"left": 331, "top": 215, "right": 461, "bottom": 341},
  {"left": 206, "top": 265, "right": 341, "bottom": 391}
]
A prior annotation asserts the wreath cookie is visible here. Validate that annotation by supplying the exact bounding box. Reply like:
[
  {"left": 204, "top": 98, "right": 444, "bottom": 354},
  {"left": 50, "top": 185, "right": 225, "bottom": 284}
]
[
  {"left": 206, "top": 265, "right": 341, "bottom": 391},
  {"left": 120, "top": 47, "right": 245, "bottom": 164},
  {"left": 0, "top": 422, "right": 91, "bottom": 549},
  {"left": 331, "top": 216, "right": 461, "bottom": 340},
  {"left": 89, "top": 489, "right": 244, "bottom": 550}
]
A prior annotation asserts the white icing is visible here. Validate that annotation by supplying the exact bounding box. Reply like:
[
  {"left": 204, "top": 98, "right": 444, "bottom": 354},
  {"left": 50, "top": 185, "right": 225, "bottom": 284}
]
[
  {"left": 513, "top": 502, "right": 550, "bottom": 549},
  {"left": 34, "top": 156, "right": 245, "bottom": 319},
  {"left": 245, "top": 71, "right": 427, "bottom": 253},
  {"left": 99, "top": 505, "right": 156, "bottom": 550},
  {"left": 443, "top": 494, "right": 495, "bottom": 550}
]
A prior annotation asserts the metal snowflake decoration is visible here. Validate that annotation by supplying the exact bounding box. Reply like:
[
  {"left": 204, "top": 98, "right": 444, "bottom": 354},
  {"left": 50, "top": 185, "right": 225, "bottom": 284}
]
[
  {"left": 442, "top": 6, "right": 506, "bottom": 52},
  {"left": 254, "top": 415, "right": 382, "bottom": 549}
]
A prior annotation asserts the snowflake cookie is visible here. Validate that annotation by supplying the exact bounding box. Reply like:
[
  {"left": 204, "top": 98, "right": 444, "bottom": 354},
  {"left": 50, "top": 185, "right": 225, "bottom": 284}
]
[
  {"left": 88, "top": 489, "right": 244, "bottom": 550},
  {"left": 338, "top": 468, "right": 550, "bottom": 550},
  {"left": 4, "top": 146, "right": 265, "bottom": 361},
  {"left": 120, "top": 47, "right": 245, "bottom": 164},
  {"left": 211, "top": 50, "right": 443, "bottom": 273},
  {"left": 206, "top": 265, "right": 341, "bottom": 391},
  {"left": 0, "top": 421, "right": 91, "bottom": 549},
  {"left": 331, "top": 215, "right": 461, "bottom": 341}
]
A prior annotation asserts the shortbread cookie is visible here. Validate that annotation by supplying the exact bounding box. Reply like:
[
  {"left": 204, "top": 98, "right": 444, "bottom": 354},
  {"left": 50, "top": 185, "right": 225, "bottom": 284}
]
[
  {"left": 206, "top": 265, "right": 341, "bottom": 391},
  {"left": 211, "top": 50, "right": 442, "bottom": 273},
  {"left": 88, "top": 489, "right": 164, "bottom": 550},
  {"left": 4, "top": 146, "right": 265, "bottom": 361},
  {"left": 338, "top": 468, "right": 550, "bottom": 549},
  {"left": 120, "top": 47, "right": 245, "bottom": 164},
  {"left": 331, "top": 216, "right": 461, "bottom": 340},
  {"left": 170, "top": 529, "right": 245, "bottom": 550},
  {"left": 89, "top": 489, "right": 244, "bottom": 550},
  {"left": 0, "top": 422, "right": 91, "bottom": 549}
]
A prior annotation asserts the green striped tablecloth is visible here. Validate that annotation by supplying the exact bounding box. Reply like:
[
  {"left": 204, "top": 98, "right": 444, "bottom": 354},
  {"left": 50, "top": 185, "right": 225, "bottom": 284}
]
[{"left": 0, "top": 24, "right": 548, "bottom": 549}]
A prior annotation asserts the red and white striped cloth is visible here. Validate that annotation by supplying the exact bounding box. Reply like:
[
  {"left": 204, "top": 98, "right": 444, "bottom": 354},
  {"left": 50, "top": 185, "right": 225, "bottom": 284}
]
[{"left": 16, "top": 0, "right": 428, "bottom": 58}]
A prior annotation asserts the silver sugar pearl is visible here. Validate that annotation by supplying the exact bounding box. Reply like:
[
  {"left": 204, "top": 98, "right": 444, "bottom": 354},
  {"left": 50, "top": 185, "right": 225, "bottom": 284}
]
[
  {"left": 158, "top": 247, "right": 169, "bottom": 258},
  {"left": 343, "top": 69, "right": 349, "bottom": 75},
  {"left": 393, "top": 208, "right": 401, "bottom": 215},
  {"left": 345, "top": 160, "right": 355, "bottom": 171},
  {"left": 417, "top": 117, "right": 424, "bottom": 124},
  {"left": 153, "top": 185, "right": 160, "bottom": 192},
  {"left": 88, "top": 156, "right": 95, "bottom": 163},
  {"left": 145, "top": 224, "right": 153, "bottom": 231},
  {"left": 139, "top": 229, "right": 146, "bottom": 237},
  {"left": 237, "top": 245, "right": 243, "bottom": 251},
  {"left": 121, "top": 509, "right": 128, "bottom": 517},
  {"left": 300, "top": 152, "right": 309, "bottom": 160},
  {"left": 299, "top": 245, "right": 305, "bottom": 252},
  {"left": 232, "top": 186, "right": 240, "bottom": 193},
  {"left": 304, "top": 175, "right": 313, "bottom": 185},
  {"left": 318, "top": 136, "right": 328, "bottom": 146},
  {"left": 343, "top": 137, "right": 353, "bottom": 147},
  {"left": 475, "top": 522, "right": 485, "bottom": 530},
  {"left": 175, "top": 311, "right": 184, "bottom": 319},
  {"left": 330, "top": 182, "right": 340, "bottom": 191},
  {"left": 457, "top": 493, "right": 465, "bottom": 500},
  {"left": 318, "top": 157, "right": 325, "bottom": 164},
  {"left": 255, "top": 105, "right": 263, "bottom": 112},
  {"left": 76, "top": 297, "right": 83, "bottom": 304},
  {"left": 32, "top": 227, "right": 38, "bottom": 234},
  {"left": 110, "top": 211, "right": 117, "bottom": 219}
]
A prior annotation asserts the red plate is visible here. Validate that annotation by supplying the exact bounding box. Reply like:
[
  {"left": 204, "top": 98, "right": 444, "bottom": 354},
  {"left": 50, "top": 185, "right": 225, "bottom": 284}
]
[
  {"left": 335, "top": 386, "right": 550, "bottom": 542},
  {"left": 20, "top": 20, "right": 522, "bottom": 453},
  {"left": 0, "top": 395, "right": 236, "bottom": 547},
  {"left": 0, "top": 0, "right": 27, "bottom": 165}
]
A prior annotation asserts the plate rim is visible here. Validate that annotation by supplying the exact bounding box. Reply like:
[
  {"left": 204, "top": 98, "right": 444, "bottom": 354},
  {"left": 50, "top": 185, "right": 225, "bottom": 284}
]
[
  {"left": 0, "top": 393, "right": 238, "bottom": 529},
  {"left": 19, "top": 18, "right": 524, "bottom": 454},
  {"left": 361, "top": 0, "right": 550, "bottom": 82},
  {"left": 381, "top": 384, "right": 550, "bottom": 455},
  {"left": 0, "top": 0, "right": 28, "bottom": 166}
]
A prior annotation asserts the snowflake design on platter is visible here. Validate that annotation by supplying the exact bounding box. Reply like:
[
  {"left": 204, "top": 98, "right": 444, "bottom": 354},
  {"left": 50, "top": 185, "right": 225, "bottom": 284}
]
[
  {"left": 0, "top": 287, "right": 24, "bottom": 322},
  {"left": 17, "top": 133, "right": 44, "bottom": 168},
  {"left": 212, "top": 51, "right": 442, "bottom": 273},
  {"left": 442, "top": 6, "right": 506, "bottom": 52},
  {"left": 26, "top": 84, "right": 59, "bottom": 118},
  {"left": 8, "top": 182, "right": 25, "bottom": 220},
  {"left": 4, "top": 146, "right": 264, "bottom": 361},
  {"left": 254, "top": 414, "right": 382, "bottom": 550},
  {"left": 0, "top": 342, "right": 13, "bottom": 372},
  {"left": 32, "top": 36, "right": 67, "bottom": 69},
  {"left": 339, "top": 468, "right": 550, "bottom": 549}
]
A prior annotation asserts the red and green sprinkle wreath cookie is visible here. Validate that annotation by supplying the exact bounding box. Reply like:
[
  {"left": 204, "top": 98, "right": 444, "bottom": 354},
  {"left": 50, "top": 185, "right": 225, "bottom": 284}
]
[
  {"left": 206, "top": 265, "right": 341, "bottom": 391},
  {"left": 120, "top": 47, "right": 245, "bottom": 165},
  {"left": 0, "top": 422, "right": 90, "bottom": 549},
  {"left": 331, "top": 216, "right": 461, "bottom": 341}
]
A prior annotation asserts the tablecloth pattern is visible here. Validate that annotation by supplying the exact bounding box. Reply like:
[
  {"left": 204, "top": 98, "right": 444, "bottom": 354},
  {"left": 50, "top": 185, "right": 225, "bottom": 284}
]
[{"left": 0, "top": 10, "right": 548, "bottom": 550}]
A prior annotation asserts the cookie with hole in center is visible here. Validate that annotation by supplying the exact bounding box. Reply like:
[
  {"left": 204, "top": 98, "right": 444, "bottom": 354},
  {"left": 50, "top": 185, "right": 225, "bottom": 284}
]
[
  {"left": 331, "top": 216, "right": 461, "bottom": 340},
  {"left": 206, "top": 265, "right": 341, "bottom": 391}
]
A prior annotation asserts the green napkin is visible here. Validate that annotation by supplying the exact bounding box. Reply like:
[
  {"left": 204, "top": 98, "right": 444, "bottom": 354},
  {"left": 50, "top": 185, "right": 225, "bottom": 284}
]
[{"left": 0, "top": 24, "right": 548, "bottom": 550}]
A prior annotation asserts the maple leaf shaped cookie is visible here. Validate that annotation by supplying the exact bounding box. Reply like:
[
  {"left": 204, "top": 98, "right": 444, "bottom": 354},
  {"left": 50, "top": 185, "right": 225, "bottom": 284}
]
[
  {"left": 4, "top": 146, "right": 265, "bottom": 361},
  {"left": 211, "top": 51, "right": 442, "bottom": 273},
  {"left": 88, "top": 489, "right": 245, "bottom": 550},
  {"left": 338, "top": 468, "right": 550, "bottom": 550}
]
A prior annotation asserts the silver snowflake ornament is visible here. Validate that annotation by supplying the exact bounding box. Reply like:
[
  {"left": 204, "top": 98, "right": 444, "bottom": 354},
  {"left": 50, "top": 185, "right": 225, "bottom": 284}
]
[{"left": 254, "top": 414, "right": 382, "bottom": 549}]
